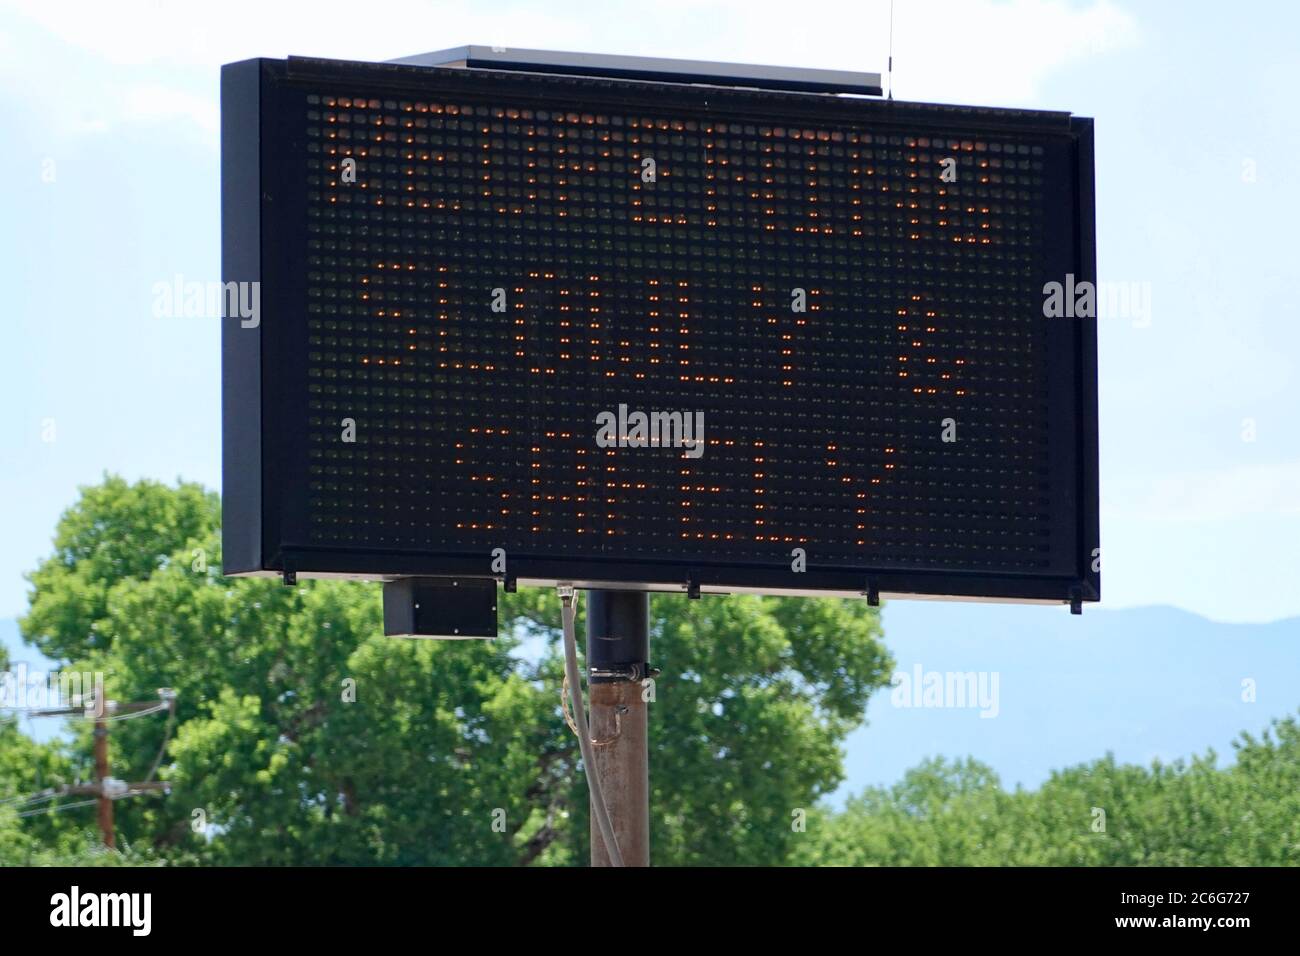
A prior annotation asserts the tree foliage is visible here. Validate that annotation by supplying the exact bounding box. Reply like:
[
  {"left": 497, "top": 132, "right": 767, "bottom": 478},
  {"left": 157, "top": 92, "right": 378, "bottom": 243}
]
[
  {"left": 794, "top": 723, "right": 1300, "bottom": 866},
  {"left": 4, "top": 476, "right": 890, "bottom": 865},
  {"left": 5, "top": 476, "right": 1296, "bottom": 866}
]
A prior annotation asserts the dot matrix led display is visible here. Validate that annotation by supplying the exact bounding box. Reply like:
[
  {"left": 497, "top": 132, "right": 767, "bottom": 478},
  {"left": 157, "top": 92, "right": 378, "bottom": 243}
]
[{"left": 222, "top": 56, "right": 1098, "bottom": 606}]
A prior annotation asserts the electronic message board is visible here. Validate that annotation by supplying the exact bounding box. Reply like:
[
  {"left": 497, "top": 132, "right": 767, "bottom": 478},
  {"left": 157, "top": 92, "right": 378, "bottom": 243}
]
[{"left": 221, "top": 56, "right": 1098, "bottom": 607}]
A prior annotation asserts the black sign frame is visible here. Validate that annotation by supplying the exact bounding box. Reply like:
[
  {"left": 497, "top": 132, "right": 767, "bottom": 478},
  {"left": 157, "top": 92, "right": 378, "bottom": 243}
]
[{"left": 221, "top": 56, "right": 1098, "bottom": 607}]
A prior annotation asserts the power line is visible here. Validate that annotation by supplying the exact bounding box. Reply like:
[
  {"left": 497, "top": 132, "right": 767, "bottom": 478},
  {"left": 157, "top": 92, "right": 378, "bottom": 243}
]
[
  {"left": 2, "top": 689, "right": 178, "bottom": 846},
  {"left": 17, "top": 798, "right": 99, "bottom": 819},
  {"left": 20, "top": 700, "right": 171, "bottom": 722}
]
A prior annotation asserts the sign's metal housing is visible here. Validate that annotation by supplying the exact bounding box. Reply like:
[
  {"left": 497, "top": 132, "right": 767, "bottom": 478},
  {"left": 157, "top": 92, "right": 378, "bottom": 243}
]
[{"left": 221, "top": 54, "right": 1099, "bottom": 609}]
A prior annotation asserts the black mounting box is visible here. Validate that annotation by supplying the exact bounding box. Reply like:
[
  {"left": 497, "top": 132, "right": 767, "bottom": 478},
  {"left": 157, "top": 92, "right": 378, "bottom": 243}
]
[{"left": 383, "top": 578, "right": 498, "bottom": 639}]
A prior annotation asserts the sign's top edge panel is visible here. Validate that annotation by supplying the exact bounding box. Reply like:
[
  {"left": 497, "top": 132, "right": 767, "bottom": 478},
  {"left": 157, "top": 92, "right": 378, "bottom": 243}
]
[
  {"left": 387, "top": 45, "right": 883, "bottom": 96},
  {"left": 227, "top": 56, "right": 1086, "bottom": 134}
]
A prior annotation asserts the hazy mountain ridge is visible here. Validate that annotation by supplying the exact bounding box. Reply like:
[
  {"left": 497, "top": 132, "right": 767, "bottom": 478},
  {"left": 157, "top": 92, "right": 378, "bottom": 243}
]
[{"left": 839, "top": 601, "right": 1300, "bottom": 800}]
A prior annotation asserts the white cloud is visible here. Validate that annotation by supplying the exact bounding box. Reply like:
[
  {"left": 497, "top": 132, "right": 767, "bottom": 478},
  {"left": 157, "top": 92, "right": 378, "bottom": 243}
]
[
  {"left": 895, "top": 0, "right": 1138, "bottom": 102},
  {"left": 0, "top": 0, "right": 589, "bottom": 67},
  {"left": 123, "top": 84, "right": 219, "bottom": 143},
  {"left": 676, "top": 0, "right": 1140, "bottom": 105},
  {"left": 0, "top": 0, "right": 1141, "bottom": 149}
]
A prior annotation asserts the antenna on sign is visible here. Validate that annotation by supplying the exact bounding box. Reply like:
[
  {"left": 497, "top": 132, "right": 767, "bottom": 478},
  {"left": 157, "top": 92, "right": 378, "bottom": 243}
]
[{"left": 888, "top": 0, "right": 895, "bottom": 99}]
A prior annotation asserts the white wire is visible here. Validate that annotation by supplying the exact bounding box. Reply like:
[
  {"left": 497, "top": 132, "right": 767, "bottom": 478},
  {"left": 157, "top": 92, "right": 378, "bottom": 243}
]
[
  {"left": 0, "top": 702, "right": 169, "bottom": 722},
  {"left": 0, "top": 789, "right": 59, "bottom": 809},
  {"left": 13, "top": 788, "right": 164, "bottom": 818},
  {"left": 559, "top": 590, "right": 625, "bottom": 867},
  {"left": 16, "top": 798, "right": 98, "bottom": 819},
  {"left": 98, "top": 703, "right": 171, "bottom": 722}
]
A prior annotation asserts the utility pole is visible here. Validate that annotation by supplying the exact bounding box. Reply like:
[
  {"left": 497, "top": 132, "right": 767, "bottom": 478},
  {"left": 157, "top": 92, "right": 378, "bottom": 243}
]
[
  {"left": 584, "top": 590, "right": 652, "bottom": 867},
  {"left": 93, "top": 696, "right": 115, "bottom": 849},
  {"left": 27, "top": 690, "right": 176, "bottom": 846}
]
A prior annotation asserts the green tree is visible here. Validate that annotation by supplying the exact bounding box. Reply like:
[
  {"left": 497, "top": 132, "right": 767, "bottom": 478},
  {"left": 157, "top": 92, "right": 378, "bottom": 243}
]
[
  {"left": 645, "top": 592, "right": 888, "bottom": 865},
  {"left": 0, "top": 646, "right": 136, "bottom": 866},
  {"left": 797, "top": 718, "right": 1300, "bottom": 867},
  {"left": 10, "top": 475, "right": 892, "bottom": 865},
  {"left": 11, "top": 475, "right": 1300, "bottom": 868},
  {"left": 22, "top": 474, "right": 219, "bottom": 662}
]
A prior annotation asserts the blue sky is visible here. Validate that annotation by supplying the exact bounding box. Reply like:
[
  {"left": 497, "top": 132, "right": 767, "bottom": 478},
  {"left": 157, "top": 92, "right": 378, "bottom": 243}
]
[{"left": 0, "top": 0, "right": 1297, "bottom": 625}]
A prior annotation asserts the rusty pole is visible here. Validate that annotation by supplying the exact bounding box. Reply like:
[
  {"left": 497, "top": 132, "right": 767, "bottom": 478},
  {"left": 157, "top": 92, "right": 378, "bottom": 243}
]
[
  {"left": 93, "top": 698, "right": 115, "bottom": 849},
  {"left": 584, "top": 590, "right": 651, "bottom": 867}
]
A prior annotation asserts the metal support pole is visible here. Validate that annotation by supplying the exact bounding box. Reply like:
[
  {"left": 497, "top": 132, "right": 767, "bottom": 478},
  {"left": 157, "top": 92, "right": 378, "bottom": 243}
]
[{"left": 584, "top": 589, "right": 650, "bottom": 867}]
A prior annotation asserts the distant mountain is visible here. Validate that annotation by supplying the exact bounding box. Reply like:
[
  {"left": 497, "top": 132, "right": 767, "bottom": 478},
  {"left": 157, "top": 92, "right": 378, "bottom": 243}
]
[{"left": 837, "top": 602, "right": 1300, "bottom": 802}]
